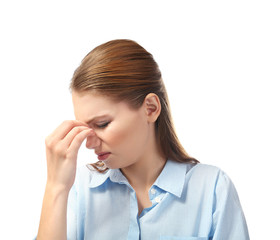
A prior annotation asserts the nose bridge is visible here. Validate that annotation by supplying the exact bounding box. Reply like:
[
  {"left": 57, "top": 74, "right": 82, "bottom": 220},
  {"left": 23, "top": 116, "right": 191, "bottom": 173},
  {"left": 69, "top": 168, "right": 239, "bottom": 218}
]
[{"left": 86, "top": 134, "right": 101, "bottom": 149}]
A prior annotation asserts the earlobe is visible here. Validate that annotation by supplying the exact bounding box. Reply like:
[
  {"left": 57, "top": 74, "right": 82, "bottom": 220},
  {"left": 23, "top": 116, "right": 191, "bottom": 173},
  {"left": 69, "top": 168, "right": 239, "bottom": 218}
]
[{"left": 144, "top": 93, "right": 161, "bottom": 123}]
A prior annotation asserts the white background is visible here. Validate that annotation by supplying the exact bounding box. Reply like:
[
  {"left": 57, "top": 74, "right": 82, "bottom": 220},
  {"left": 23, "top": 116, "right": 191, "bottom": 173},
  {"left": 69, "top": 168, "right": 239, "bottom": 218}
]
[{"left": 0, "top": 1, "right": 279, "bottom": 239}]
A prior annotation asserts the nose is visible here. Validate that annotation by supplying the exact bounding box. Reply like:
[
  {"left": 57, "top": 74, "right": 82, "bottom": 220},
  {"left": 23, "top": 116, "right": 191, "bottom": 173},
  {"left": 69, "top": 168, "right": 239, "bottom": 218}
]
[{"left": 86, "top": 134, "right": 101, "bottom": 149}]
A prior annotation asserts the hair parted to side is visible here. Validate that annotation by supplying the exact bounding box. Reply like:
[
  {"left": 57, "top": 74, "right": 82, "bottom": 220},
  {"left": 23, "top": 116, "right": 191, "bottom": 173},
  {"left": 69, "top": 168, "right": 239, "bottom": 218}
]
[{"left": 70, "top": 39, "right": 198, "bottom": 172}]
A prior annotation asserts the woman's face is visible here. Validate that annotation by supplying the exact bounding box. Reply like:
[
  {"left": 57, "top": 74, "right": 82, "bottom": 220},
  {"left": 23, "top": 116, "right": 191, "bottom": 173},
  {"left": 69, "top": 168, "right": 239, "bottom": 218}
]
[{"left": 72, "top": 91, "right": 151, "bottom": 169}]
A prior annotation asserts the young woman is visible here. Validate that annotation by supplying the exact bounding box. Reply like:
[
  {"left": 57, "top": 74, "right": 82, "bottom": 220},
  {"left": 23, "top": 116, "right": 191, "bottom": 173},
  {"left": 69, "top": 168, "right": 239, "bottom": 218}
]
[{"left": 36, "top": 39, "right": 250, "bottom": 240}]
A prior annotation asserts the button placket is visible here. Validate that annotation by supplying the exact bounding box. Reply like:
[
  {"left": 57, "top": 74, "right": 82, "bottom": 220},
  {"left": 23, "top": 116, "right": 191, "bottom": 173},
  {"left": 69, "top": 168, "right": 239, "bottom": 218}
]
[
  {"left": 149, "top": 187, "right": 159, "bottom": 203},
  {"left": 154, "top": 196, "right": 161, "bottom": 203},
  {"left": 150, "top": 188, "right": 156, "bottom": 195},
  {"left": 149, "top": 187, "right": 164, "bottom": 205}
]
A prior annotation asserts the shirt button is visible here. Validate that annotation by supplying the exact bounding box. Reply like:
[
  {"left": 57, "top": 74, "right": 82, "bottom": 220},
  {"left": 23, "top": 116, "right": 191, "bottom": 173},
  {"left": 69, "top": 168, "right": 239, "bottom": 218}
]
[
  {"left": 151, "top": 188, "right": 156, "bottom": 195},
  {"left": 155, "top": 196, "right": 161, "bottom": 203}
]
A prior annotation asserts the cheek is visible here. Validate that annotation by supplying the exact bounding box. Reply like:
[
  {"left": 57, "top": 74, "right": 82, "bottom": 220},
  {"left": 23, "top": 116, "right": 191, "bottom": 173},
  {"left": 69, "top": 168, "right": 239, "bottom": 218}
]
[{"left": 103, "top": 116, "right": 147, "bottom": 152}]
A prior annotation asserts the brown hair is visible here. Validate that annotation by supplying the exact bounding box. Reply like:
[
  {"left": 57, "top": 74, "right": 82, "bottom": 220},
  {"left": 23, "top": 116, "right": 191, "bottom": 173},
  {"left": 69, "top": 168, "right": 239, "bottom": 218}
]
[{"left": 70, "top": 39, "right": 198, "bottom": 171}]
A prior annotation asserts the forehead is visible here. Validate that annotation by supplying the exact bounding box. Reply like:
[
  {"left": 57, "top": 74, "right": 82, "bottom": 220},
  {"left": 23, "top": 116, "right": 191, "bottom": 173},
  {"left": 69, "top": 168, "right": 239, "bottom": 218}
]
[{"left": 72, "top": 91, "right": 131, "bottom": 122}]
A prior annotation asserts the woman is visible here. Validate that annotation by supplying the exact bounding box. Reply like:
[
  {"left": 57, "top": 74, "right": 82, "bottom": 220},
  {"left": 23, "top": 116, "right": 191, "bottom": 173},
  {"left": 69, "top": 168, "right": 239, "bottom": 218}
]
[{"left": 36, "top": 39, "right": 249, "bottom": 239}]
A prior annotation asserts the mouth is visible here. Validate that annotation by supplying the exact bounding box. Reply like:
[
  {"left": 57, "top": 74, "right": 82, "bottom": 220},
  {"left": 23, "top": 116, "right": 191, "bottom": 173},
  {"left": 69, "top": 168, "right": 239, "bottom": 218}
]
[{"left": 97, "top": 152, "right": 111, "bottom": 161}]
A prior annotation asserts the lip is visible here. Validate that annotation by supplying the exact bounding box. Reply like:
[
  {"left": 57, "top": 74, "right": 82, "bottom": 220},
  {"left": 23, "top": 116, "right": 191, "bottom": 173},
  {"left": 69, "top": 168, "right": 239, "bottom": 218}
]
[{"left": 97, "top": 152, "right": 111, "bottom": 161}]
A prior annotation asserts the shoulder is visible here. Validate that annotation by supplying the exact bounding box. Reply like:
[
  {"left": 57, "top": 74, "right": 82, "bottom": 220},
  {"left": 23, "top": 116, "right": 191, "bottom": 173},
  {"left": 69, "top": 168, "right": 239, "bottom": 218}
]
[
  {"left": 187, "top": 163, "right": 223, "bottom": 180},
  {"left": 185, "top": 163, "right": 236, "bottom": 196}
]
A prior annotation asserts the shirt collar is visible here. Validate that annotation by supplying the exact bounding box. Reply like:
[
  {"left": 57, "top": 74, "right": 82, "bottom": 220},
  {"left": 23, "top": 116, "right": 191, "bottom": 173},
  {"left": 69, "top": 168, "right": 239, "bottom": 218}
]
[
  {"left": 87, "top": 165, "right": 130, "bottom": 188},
  {"left": 87, "top": 164, "right": 112, "bottom": 188},
  {"left": 153, "top": 159, "right": 187, "bottom": 198},
  {"left": 87, "top": 159, "right": 189, "bottom": 198}
]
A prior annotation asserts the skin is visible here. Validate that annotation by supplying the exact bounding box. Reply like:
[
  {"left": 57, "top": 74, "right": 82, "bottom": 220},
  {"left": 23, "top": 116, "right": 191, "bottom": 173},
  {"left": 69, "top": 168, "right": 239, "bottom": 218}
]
[{"left": 37, "top": 91, "right": 166, "bottom": 240}]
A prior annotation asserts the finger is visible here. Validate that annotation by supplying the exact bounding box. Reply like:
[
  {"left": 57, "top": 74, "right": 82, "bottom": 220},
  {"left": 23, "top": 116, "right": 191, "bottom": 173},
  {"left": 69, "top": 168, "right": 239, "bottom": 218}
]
[
  {"left": 60, "top": 125, "right": 93, "bottom": 149},
  {"left": 48, "top": 120, "right": 89, "bottom": 143},
  {"left": 67, "top": 128, "right": 95, "bottom": 157}
]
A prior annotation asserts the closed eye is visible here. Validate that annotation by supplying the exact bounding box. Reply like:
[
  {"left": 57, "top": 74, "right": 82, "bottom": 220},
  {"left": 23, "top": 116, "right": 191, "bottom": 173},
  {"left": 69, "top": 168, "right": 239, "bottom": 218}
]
[{"left": 96, "top": 122, "right": 110, "bottom": 129}]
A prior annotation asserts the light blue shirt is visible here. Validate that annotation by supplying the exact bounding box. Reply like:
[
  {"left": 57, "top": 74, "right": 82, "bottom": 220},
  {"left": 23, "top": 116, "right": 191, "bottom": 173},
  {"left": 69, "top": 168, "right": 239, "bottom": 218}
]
[{"left": 62, "top": 160, "right": 249, "bottom": 240}]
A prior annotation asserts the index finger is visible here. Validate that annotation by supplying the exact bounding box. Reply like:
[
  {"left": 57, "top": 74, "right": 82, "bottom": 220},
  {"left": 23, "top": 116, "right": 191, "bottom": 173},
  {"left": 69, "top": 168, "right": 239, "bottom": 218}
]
[{"left": 49, "top": 120, "right": 90, "bottom": 141}]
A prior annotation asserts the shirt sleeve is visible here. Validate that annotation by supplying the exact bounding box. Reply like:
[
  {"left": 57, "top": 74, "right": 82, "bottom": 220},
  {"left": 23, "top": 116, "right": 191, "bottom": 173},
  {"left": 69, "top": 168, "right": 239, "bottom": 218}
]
[{"left": 211, "top": 170, "right": 250, "bottom": 240}]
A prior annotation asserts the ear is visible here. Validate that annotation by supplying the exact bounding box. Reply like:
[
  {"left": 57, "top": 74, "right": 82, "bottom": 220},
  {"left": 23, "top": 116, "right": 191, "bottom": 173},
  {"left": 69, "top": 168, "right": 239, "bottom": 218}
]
[{"left": 143, "top": 93, "right": 161, "bottom": 123}]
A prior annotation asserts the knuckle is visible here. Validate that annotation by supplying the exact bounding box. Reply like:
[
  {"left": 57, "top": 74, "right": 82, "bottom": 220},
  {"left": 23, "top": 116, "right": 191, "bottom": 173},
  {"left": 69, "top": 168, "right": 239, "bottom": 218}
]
[
  {"left": 71, "top": 126, "right": 80, "bottom": 133},
  {"left": 45, "top": 136, "right": 54, "bottom": 149},
  {"left": 72, "top": 125, "right": 88, "bottom": 135},
  {"left": 53, "top": 144, "right": 62, "bottom": 153},
  {"left": 53, "top": 144, "right": 66, "bottom": 157},
  {"left": 65, "top": 148, "right": 75, "bottom": 158}
]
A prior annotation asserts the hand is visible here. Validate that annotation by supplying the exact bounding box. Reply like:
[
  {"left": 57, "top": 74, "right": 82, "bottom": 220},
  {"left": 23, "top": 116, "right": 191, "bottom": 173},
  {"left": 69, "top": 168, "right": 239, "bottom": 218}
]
[{"left": 45, "top": 120, "right": 95, "bottom": 192}]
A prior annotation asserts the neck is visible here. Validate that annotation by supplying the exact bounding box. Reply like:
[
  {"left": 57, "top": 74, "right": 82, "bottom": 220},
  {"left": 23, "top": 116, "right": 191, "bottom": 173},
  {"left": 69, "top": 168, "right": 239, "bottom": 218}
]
[
  {"left": 120, "top": 136, "right": 167, "bottom": 191},
  {"left": 121, "top": 156, "right": 167, "bottom": 191}
]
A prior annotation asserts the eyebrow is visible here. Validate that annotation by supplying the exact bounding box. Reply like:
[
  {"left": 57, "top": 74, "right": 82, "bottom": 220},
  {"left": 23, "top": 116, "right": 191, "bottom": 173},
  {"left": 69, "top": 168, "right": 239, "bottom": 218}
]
[{"left": 85, "top": 114, "right": 111, "bottom": 125}]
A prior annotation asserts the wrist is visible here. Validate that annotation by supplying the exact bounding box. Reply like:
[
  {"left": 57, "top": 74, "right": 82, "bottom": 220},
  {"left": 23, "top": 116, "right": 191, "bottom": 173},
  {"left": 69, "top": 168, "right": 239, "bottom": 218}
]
[{"left": 45, "top": 182, "right": 71, "bottom": 198}]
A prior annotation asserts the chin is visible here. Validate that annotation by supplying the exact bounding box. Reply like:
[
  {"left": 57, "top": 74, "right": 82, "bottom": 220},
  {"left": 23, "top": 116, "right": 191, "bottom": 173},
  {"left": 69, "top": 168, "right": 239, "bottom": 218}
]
[
  {"left": 102, "top": 160, "right": 120, "bottom": 170},
  {"left": 105, "top": 161, "right": 131, "bottom": 170}
]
